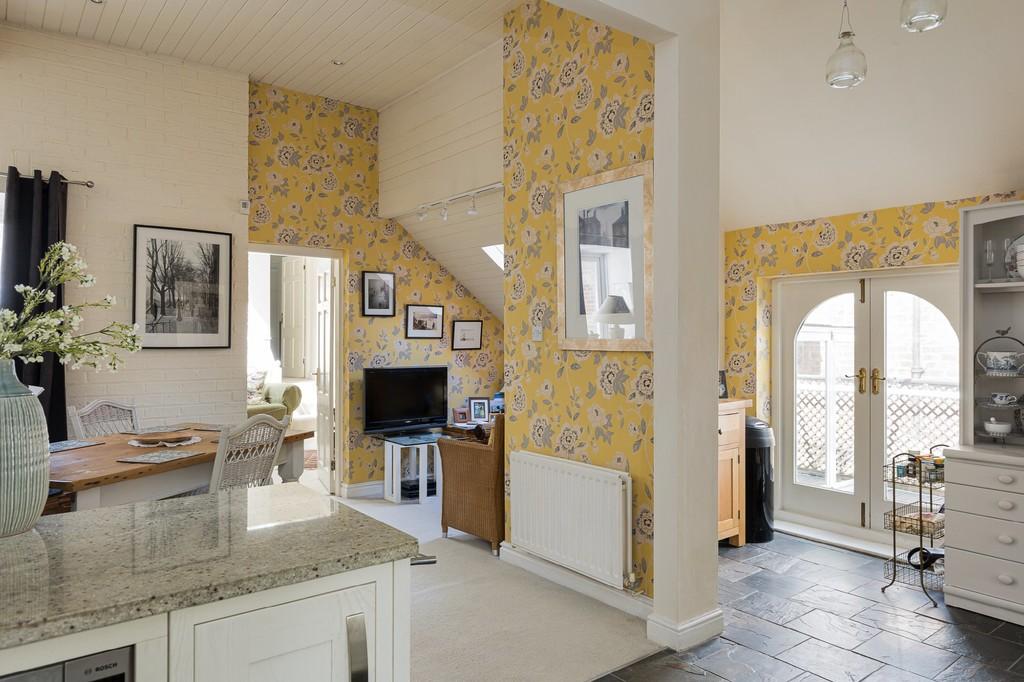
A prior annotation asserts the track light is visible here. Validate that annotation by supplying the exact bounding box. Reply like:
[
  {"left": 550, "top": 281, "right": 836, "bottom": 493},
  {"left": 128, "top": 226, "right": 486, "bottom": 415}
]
[
  {"left": 417, "top": 205, "right": 427, "bottom": 221},
  {"left": 467, "top": 194, "right": 478, "bottom": 216},
  {"left": 440, "top": 202, "right": 449, "bottom": 221}
]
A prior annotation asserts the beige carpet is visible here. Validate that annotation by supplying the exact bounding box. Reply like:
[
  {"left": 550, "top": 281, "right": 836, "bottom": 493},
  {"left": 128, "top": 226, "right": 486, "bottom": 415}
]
[{"left": 411, "top": 536, "right": 661, "bottom": 681}]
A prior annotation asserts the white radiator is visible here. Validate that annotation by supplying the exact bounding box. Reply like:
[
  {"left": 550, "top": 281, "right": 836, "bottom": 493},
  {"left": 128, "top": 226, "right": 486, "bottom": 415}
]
[{"left": 509, "top": 450, "right": 632, "bottom": 589}]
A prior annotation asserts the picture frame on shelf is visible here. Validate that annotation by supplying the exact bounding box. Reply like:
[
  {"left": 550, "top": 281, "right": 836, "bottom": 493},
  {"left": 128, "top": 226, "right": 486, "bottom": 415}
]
[
  {"left": 452, "top": 319, "right": 483, "bottom": 350},
  {"left": 468, "top": 397, "right": 490, "bottom": 423},
  {"left": 719, "top": 370, "right": 728, "bottom": 399},
  {"left": 132, "top": 224, "right": 232, "bottom": 349},
  {"left": 404, "top": 304, "right": 444, "bottom": 339},
  {"left": 361, "top": 271, "right": 395, "bottom": 317},
  {"left": 452, "top": 407, "right": 469, "bottom": 424}
]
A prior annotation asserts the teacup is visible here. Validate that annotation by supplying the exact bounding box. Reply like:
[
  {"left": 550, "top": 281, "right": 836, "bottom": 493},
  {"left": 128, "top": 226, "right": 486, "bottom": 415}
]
[{"left": 992, "top": 392, "right": 1019, "bottom": 406}]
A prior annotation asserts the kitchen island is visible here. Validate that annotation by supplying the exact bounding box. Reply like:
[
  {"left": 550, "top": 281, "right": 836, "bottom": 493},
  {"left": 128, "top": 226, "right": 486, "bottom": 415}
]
[{"left": 0, "top": 483, "right": 418, "bottom": 680}]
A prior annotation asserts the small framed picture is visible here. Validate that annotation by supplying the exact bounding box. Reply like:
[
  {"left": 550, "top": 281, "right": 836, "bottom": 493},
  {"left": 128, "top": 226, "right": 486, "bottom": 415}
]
[
  {"left": 452, "top": 319, "right": 483, "bottom": 350},
  {"left": 719, "top": 370, "right": 728, "bottom": 399},
  {"left": 405, "top": 304, "right": 444, "bottom": 339},
  {"left": 452, "top": 407, "right": 469, "bottom": 424},
  {"left": 133, "top": 224, "right": 232, "bottom": 349},
  {"left": 468, "top": 397, "right": 491, "bottom": 423},
  {"left": 362, "top": 271, "right": 395, "bottom": 317}
]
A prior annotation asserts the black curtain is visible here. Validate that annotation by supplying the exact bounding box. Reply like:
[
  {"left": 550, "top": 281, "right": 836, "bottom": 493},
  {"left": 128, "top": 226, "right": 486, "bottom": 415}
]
[{"left": 1, "top": 167, "right": 68, "bottom": 442}]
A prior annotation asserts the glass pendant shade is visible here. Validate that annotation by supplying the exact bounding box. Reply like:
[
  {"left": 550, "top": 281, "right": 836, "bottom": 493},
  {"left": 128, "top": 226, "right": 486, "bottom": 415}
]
[
  {"left": 826, "top": 32, "right": 867, "bottom": 89},
  {"left": 901, "top": 0, "right": 947, "bottom": 32}
]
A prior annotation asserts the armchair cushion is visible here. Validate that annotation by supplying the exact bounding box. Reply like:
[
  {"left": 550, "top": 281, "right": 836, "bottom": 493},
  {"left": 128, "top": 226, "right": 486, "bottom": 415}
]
[{"left": 246, "top": 382, "right": 301, "bottom": 420}]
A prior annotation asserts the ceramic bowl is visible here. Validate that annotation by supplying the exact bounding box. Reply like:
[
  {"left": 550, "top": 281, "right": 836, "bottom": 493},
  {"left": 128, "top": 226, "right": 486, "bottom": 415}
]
[{"left": 984, "top": 419, "right": 1014, "bottom": 436}]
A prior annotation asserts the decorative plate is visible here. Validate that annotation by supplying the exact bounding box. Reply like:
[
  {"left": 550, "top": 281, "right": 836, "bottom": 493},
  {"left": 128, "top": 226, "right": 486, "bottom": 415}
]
[
  {"left": 128, "top": 435, "right": 202, "bottom": 448},
  {"left": 1005, "top": 233, "right": 1024, "bottom": 280}
]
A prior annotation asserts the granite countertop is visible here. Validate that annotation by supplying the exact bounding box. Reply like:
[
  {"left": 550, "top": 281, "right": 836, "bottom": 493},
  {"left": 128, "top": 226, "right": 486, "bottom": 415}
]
[{"left": 0, "top": 483, "right": 418, "bottom": 649}]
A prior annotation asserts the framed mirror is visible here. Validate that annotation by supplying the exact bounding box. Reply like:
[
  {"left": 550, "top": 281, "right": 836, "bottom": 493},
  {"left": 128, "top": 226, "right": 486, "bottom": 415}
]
[{"left": 556, "top": 160, "right": 653, "bottom": 351}]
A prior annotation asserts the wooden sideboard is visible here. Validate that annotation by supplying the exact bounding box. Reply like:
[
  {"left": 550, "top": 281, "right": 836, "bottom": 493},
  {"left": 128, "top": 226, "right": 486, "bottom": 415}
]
[{"left": 718, "top": 399, "right": 752, "bottom": 546}]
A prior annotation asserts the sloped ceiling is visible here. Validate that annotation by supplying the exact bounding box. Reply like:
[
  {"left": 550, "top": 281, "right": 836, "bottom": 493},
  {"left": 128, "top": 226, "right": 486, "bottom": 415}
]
[
  {"left": 721, "top": 0, "right": 1024, "bottom": 230},
  {"left": 399, "top": 190, "right": 504, "bottom": 319},
  {"left": 0, "top": 0, "right": 518, "bottom": 109}
]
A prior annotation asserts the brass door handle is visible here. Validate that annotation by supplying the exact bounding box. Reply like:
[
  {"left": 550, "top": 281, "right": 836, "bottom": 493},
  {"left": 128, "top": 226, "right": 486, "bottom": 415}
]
[
  {"left": 871, "top": 368, "right": 886, "bottom": 395},
  {"left": 845, "top": 368, "right": 867, "bottom": 394}
]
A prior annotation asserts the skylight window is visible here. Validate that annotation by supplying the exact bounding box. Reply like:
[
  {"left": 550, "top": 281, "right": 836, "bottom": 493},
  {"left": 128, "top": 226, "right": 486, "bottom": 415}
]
[{"left": 482, "top": 244, "right": 504, "bottom": 269}]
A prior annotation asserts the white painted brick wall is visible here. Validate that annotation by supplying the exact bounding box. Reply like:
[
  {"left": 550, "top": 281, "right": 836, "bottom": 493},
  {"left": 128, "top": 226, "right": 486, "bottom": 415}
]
[{"left": 0, "top": 25, "right": 250, "bottom": 426}]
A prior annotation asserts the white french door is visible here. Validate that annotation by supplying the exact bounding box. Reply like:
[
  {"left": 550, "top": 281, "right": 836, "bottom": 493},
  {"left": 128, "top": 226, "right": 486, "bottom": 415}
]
[{"left": 775, "top": 270, "right": 959, "bottom": 532}]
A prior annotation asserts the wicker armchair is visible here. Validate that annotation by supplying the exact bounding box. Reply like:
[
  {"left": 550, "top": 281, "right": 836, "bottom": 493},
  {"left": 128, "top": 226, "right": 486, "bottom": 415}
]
[{"left": 437, "top": 415, "right": 505, "bottom": 556}]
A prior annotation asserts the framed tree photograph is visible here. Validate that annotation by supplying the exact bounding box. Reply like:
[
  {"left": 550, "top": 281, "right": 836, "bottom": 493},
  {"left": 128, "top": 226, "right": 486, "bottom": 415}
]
[
  {"left": 469, "top": 397, "right": 491, "bottom": 423},
  {"left": 452, "top": 319, "right": 483, "bottom": 350},
  {"left": 362, "top": 271, "right": 395, "bottom": 317},
  {"left": 133, "top": 225, "right": 232, "bottom": 349},
  {"left": 405, "top": 304, "right": 444, "bottom": 339}
]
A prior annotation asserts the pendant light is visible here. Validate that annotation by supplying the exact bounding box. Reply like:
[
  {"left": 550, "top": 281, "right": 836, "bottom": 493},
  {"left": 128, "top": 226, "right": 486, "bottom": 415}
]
[
  {"left": 825, "top": 1, "right": 867, "bottom": 89},
  {"left": 900, "top": 0, "right": 947, "bottom": 33}
]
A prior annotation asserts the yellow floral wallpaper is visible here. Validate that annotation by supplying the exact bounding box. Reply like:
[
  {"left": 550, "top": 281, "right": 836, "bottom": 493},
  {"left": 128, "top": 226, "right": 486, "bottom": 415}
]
[
  {"left": 723, "top": 190, "right": 1020, "bottom": 419},
  {"left": 503, "top": 1, "right": 655, "bottom": 596},
  {"left": 248, "top": 81, "right": 503, "bottom": 485}
]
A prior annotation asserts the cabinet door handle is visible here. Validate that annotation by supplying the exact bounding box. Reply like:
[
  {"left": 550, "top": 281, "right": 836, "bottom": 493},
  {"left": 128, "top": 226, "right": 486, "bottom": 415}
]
[
  {"left": 999, "top": 574, "right": 1016, "bottom": 586},
  {"left": 999, "top": 474, "right": 1016, "bottom": 485},
  {"left": 718, "top": 428, "right": 723, "bottom": 436},
  {"left": 999, "top": 535, "right": 1016, "bottom": 545},
  {"left": 999, "top": 500, "right": 1017, "bottom": 511},
  {"left": 346, "top": 612, "right": 369, "bottom": 682}
]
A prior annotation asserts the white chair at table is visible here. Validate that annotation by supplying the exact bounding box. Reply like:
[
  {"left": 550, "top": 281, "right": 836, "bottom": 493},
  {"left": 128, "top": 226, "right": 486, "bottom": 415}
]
[
  {"left": 67, "top": 400, "right": 140, "bottom": 438},
  {"left": 209, "top": 414, "right": 290, "bottom": 491}
]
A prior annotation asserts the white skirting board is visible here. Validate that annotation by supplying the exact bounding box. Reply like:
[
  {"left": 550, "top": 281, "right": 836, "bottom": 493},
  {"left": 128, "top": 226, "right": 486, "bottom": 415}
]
[
  {"left": 339, "top": 481, "right": 385, "bottom": 499},
  {"left": 646, "top": 608, "right": 725, "bottom": 652},
  {"left": 499, "top": 543, "right": 652, "bottom": 619}
]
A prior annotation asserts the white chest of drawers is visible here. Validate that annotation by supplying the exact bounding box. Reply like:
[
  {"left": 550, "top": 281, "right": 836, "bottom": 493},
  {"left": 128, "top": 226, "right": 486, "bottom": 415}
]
[{"left": 945, "top": 446, "right": 1024, "bottom": 626}]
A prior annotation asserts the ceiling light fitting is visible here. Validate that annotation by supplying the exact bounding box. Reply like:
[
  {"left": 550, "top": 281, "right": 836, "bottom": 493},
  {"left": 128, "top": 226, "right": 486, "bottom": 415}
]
[
  {"left": 900, "top": 0, "right": 947, "bottom": 33},
  {"left": 331, "top": 58, "right": 345, "bottom": 66},
  {"left": 467, "top": 195, "right": 478, "bottom": 217},
  {"left": 825, "top": 0, "right": 867, "bottom": 89},
  {"left": 411, "top": 183, "right": 502, "bottom": 223},
  {"left": 439, "top": 202, "right": 449, "bottom": 222},
  {"left": 417, "top": 205, "right": 427, "bottom": 221}
]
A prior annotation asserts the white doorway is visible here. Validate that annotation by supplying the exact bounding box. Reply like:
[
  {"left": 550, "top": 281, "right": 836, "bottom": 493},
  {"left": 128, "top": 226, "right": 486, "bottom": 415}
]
[
  {"left": 247, "top": 245, "right": 343, "bottom": 495},
  {"left": 773, "top": 269, "right": 959, "bottom": 535}
]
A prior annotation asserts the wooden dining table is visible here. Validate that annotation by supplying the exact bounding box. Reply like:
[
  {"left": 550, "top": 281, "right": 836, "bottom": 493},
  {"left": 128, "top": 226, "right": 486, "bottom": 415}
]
[{"left": 49, "top": 423, "right": 315, "bottom": 511}]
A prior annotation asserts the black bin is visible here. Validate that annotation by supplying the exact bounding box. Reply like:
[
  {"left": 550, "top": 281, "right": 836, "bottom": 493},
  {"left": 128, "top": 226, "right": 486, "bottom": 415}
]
[{"left": 745, "top": 416, "right": 775, "bottom": 543}]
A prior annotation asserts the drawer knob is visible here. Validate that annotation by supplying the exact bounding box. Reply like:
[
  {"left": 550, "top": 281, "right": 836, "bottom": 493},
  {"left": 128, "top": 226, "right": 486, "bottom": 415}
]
[
  {"left": 999, "top": 474, "right": 1016, "bottom": 485},
  {"left": 999, "top": 574, "right": 1017, "bottom": 586},
  {"left": 1000, "top": 500, "right": 1017, "bottom": 511},
  {"left": 999, "top": 535, "right": 1016, "bottom": 545}
]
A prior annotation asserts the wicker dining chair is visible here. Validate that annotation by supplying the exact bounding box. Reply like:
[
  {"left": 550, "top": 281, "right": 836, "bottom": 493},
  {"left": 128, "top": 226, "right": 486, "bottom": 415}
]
[
  {"left": 209, "top": 415, "right": 289, "bottom": 491},
  {"left": 67, "top": 400, "right": 140, "bottom": 438}
]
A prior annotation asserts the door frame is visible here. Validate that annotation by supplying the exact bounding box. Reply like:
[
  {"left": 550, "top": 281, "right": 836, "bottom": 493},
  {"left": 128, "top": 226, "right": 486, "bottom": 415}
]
[
  {"left": 771, "top": 265, "right": 959, "bottom": 545},
  {"left": 246, "top": 242, "right": 344, "bottom": 495}
]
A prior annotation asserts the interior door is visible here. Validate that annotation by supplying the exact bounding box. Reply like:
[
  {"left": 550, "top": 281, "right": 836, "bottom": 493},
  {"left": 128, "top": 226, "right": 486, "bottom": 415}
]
[
  {"left": 315, "top": 261, "right": 337, "bottom": 493},
  {"left": 281, "top": 256, "right": 306, "bottom": 378},
  {"left": 778, "top": 277, "right": 871, "bottom": 526},
  {"left": 868, "top": 271, "right": 959, "bottom": 528}
]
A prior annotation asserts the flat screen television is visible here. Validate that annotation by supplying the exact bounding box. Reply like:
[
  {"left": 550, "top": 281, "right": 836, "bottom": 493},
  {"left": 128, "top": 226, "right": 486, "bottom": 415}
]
[{"left": 363, "top": 366, "right": 448, "bottom": 435}]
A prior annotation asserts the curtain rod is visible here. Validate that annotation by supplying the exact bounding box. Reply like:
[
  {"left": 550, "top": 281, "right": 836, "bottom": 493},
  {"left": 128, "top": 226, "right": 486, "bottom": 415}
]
[{"left": 0, "top": 171, "right": 94, "bottom": 188}]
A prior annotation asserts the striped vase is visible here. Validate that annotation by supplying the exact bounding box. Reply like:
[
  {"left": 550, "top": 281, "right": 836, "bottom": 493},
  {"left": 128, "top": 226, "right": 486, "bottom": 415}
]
[{"left": 0, "top": 359, "right": 49, "bottom": 537}]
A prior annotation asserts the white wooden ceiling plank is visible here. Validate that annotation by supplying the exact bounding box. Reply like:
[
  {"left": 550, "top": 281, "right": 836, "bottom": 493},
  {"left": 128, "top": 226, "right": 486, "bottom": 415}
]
[
  {"left": 183, "top": 0, "right": 251, "bottom": 63},
  {"left": 308, "top": 0, "right": 475, "bottom": 98},
  {"left": 243, "top": 0, "right": 335, "bottom": 78},
  {"left": 24, "top": 0, "right": 46, "bottom": 28},
  {"left": 58, "top": 0, "right": 88, "bottom": 35},
  {"left": 165, "top": 0, "right": 223, "bottom": 59},
  {"left": 4, "top": 0, "right": 28, "bottom": 26},
  {"left": 107, "top": 0, "right": 149, "bottom": 46},
  {"left": 204, "top": 0, "right": 284, "bottom": 68},
  {"left": 223, "top": 0, "right": 316, "bottom": 73},
  {"left": 125, "top": 0, "right": 171, "bottom": 51},
  {"left": 257, "top": 0, "right": 367, "bottom": 86},
  {"left": 139, "top": 0, "right": 186, "bottom": 53},
  {"left": 90, "top": 0, "right": 130, "bottom": 43},
  {"left": 154, "top": 0, "right": 211, "bottom": 55},
  {"left": 41, "top": 0, "right": 67, "bottom": 32},
  {"left": 284, "top": 0, "right": 445, "bottom": 98}
]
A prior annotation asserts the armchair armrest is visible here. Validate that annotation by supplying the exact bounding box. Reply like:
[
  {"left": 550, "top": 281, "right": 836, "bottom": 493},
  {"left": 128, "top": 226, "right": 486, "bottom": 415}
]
[{"left": 265, "top": 383, "right": 302, "bottom": 414}]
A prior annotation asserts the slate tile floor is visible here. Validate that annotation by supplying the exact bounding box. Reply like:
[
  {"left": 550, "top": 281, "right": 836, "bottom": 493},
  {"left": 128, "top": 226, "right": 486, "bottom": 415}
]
[{"left": 599, "top": 533, "right": 1024, "bottom": 681}]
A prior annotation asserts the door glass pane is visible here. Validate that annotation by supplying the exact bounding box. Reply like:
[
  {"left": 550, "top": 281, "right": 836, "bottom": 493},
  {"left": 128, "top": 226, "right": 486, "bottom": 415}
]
[
  {"left": 793, "top": 294, "right": 856, "bottom": 493},
  {"left": 883, "top": 291, "right": 958, "bottom": 504}
]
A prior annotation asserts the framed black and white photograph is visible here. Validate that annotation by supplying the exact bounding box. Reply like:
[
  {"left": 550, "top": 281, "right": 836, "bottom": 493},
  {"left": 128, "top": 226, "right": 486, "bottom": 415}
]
[
  {"left": 719, "top": 370, "right": 728, "bottom": 399},
  {"left": 452, "top": 319, "right": 483, "bottom": 350},
  {"left": 133, "top": 224, "right": 232, "bottom": 349},
  {"left": 469, "top": 397, "right": 490, "bottom": 423},
  {"left": 405, "top": 304, "right": 444, "bottom": 339},
  {"left": 362, "top": 271, "right": 395, "bottom": 317}
]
